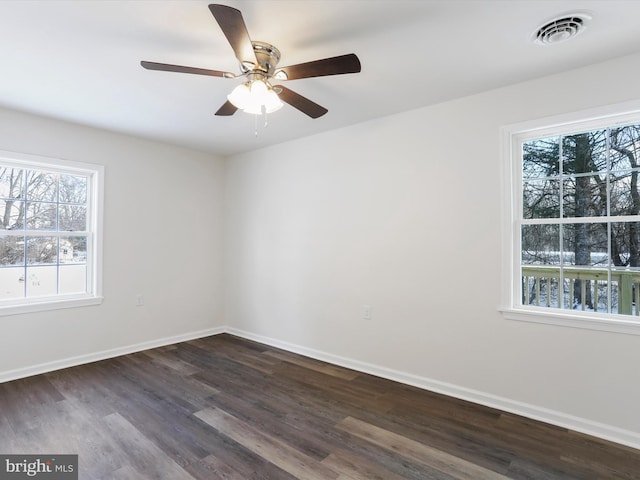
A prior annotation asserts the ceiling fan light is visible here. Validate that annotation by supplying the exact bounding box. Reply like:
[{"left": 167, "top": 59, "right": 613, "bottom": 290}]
[
  {"left": 239, "top": 80, "right": 283, "bottom": 114},
  {"left": 250, "top": 79, "right": 268, "bottom": 96},
  {"left": 263, "top": 89, "right": 283, "bottom": 113},
  {"left": 227, "top": 83, "right": 251, "bottom": 109}
]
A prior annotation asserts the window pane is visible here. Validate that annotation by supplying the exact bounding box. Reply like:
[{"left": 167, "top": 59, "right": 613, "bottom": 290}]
[
  {"left": 562, "top": 223, "right": 608, "bottom": 267},
  {"left": 60, "top": 236, "right": 86, "bottom": 264},
  {"left": 25, "top": 265, "right": 57, "bottom": 297},
  {"left": 609, "top": 222, "right": 640, "bottom": 316},
  {"left": 522, "top": 224, "right": 560, "bottom": 265},
  {"left": 609, "top": 222, "right": 640, "bottom": 268},
  {"left": 26, "top": 170, "right": 57, "bottom": 202},
  {"left": 522, "top": 224, "right": 560, "bottom": 308},
  {"left": 0, "top": 267, "right": 24, "bottom": 299},
  {"left": 26, "top": 202, "right": 57, "bottom": 230},
  {"left": 523, "top": 179, "right": 560, "bottom": 219},
  {"left": 609, "top": 269, "right": 640, "bottom": 316},
  {"left": 59, "top": 205, "right": 86, "bottom": 231},
  {"left": 562, "top": 130, "right": 608, "bottom": 175},
  {"left": 0, "top": 235, "right": 24, "bottom": 266},
  {"left": 561, "top": 274, "right": 609, "bottom": 313},
  {"left": 0, "top": 200, "right": 25, "bottom": 230},
  {"left": 59, "top": 174, "right": 87, "bottom": 204},
  {"left": 610, "top": 170, "right": 640, "bottom": 217},
  {"left": 562, "top": 175, "right": 605, "bottom": 218},
  {"left": 562, "top": 223, "right": 609, "bottom": 313},
  {"left": 0, "top": 167, "right": 24, "bottom": 199},
  {"left": 26, "top": 236, "right": 57, "bottom": 265},
  {"left": 609, "top": 124, "right": 640, "bottom": 171},
  {"left": 59, "top": 265, "right": 86, "bottom": 294},
  {"left": 523, "top": 137, "right": 559, "bottom": 178}
]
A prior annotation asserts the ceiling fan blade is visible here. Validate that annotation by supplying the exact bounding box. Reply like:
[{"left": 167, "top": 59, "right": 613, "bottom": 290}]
[
  {"left": 141, "top": 61, "right": 234, "bottom": 78},
  {"left": 276, "top": 53, "right": 361, "bottom": 80},
  {"left": 276, "top": 86, "right": 328, "bottom": 119},
  {"left": 215, "top": 100, "right": 238, "bottom": 116},
  {"left": 209, "top": 4, "right": 257, "bottom": 67}
]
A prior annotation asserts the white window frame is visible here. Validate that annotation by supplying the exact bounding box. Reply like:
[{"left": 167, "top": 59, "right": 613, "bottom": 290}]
[
  {"left": 500, "top": 101, "right": 640, "bottom": 336},
  {"left": 0, "top": 150, "right": 103, "bottom": 316}
]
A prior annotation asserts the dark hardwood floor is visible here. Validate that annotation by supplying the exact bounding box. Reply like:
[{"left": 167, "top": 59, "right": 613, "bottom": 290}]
[{"left": 0, "top": 333, "right": 638, "bottom": 479}]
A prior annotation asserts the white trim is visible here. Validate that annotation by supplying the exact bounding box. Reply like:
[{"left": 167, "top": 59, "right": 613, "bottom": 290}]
[
  {"left": 226, "top": 327, "right": 640, "bottom": 450},
  {"left": 501, "top": 307, "right": 640, "bottom": 335},
  {"left": 499, "top": 124, "right": 517, "bottom": 323},
  {"left": 500, "top": 100, "right": 640, "bottom": 333},
  {"left": 502, "top": 99, "right": 640, "bottom": 140},
  {"left": 90, "top": 162, "right": 104, "bottom": 301},
  {"left": 0, "top": 326, "right": 224, "bottom": 383},
  {"left": 0, "top": 295, "right": 103, "bottom": 317},
  {"left": 0, "top": 149, "right": 102, "bottom": 174}
]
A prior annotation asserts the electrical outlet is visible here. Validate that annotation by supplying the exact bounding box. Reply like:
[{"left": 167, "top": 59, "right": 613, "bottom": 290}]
[
  {"left": 136, "top": 294, "right": 144, "bottom": 307},
  {"left": 362, "top": 304, "right": 372, "bottom": 320}
]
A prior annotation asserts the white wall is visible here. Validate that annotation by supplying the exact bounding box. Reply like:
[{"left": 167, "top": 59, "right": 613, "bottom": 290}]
[
  {"left": 224, "top": 52, "right": 640, "bottom": 447},
  {"left": 0, "top": 107, "right": 225, "bottom": 380}
]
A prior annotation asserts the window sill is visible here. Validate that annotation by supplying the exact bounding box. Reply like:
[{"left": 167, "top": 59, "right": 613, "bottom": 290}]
[
  {"left": 500, "top": 307, "right": 640, "bottom": 336},
  {"left": 0, "top": 296, "right": 103, "bottom": 316}
]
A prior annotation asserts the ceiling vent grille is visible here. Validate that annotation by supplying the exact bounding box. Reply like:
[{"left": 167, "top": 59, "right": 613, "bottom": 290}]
[{"left": 534, "top": 13, "right": 591, "bottom": 45}]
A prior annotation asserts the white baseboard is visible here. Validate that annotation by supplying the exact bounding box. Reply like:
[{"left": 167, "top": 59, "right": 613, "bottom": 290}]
[
  {"left": 0, "top": 326, "right": 225, "bottom": 384},
  {"left": 226, "top": 327, "right": 640, "bottom": 451}
]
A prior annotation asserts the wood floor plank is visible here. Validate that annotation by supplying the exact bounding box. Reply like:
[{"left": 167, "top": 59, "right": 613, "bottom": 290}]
[
  {"left": 336, "top": 416, "right": 512, "bottom": 480},
  {"left": 202, "top": 383, "right": 450, "bottom": 480},
  {"left": 32, "top": 400, "right": 116, "bottom": 473},
  {"left": 140, "top": 348, "right": 202, "bottom": 375},
  {"left": 341, "top": 401, "right": 515, "bottom": 474},
  {"left": 195, "top": 406, "right": 341, "bottom": 480},
  {"left": 102, "top": 465, "right": 143, "bottom": 480},
  {"left": 90, "top": 364, "right": 215, "bottom": 462},
  {"left": 505, "top": 457, "right": 584, "bottom": 480},
  {"left": 195, "top": 376, "right": 432, "bottom": 479},
  {"left": 45, "top": 366, "right": 118, "bottom": 419},
  {"left": 321, "top": 450, "right": 410, "bottom": 480},
  {"left": 273, "top": 361, "right": 396, "bottom": 414},
  {"left": 200, "top": 341, "right": 280, "bottom": 375},
  {"left": 206, "top": 389, "right": 332, "bottom": 462},
  {"left": 0, "top": 376, "right": 64, "bottom": 432},
  {"left": 119, "top": 352, "right": 220, "bottom": 411},
  {"left": 0, "top": 410, "right": 19, "bottom": 452},
  {"left": 263, "top": 350, "right": 360, "bottom": 380},
  {"left": 195, "top": 454, "right": 248, "bottom": 480},
  {"left": 102, "top": 412, "right": 196, "bottom": 480}
]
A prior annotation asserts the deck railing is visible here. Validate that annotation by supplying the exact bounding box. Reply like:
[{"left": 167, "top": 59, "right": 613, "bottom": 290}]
[{"left": 522, "top": 265, "right": 640, "bottom": 315}]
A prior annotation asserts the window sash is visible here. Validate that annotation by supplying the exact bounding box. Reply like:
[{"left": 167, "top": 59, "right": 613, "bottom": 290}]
[
  {"left": 0, "top": 150, "right": 103, "bottom": 315},
  {"left": 501, "top": 102, "right": 640, "bottom": 334}
]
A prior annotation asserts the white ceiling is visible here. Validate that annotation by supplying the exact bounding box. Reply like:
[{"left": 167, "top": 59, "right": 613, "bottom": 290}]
[{"left": 1, "top": 0, "right": 640, "bottom": 157}]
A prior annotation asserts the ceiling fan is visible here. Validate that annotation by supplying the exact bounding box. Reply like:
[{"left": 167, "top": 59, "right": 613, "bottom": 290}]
[{"left": 141, "top": 4, "right": 361, "bottom": 119}]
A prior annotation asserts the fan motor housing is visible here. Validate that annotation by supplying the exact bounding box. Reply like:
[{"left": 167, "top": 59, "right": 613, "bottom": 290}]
[{"left": 241, "top": 41, "right": 281, "bottom": 75}]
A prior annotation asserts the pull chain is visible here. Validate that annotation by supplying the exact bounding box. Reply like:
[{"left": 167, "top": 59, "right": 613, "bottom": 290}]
[
  {"left": 254, "top": 106, "right": 271, "bottom": 137},
  {"left": 254, "top": 112, "right": 258, "bottom": 137}
]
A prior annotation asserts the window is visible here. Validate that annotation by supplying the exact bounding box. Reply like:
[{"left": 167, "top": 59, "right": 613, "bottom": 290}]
[
  {"left": 0, "top": 150, "right": 103, "bottom": 315},
  {"left": 502, "top": 104, "right": 640, "bottom": 334}
]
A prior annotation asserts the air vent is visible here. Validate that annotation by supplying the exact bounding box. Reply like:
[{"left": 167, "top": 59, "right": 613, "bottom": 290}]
[{"left": 534, "top": 13, "right": 591, "bottom": 45}]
